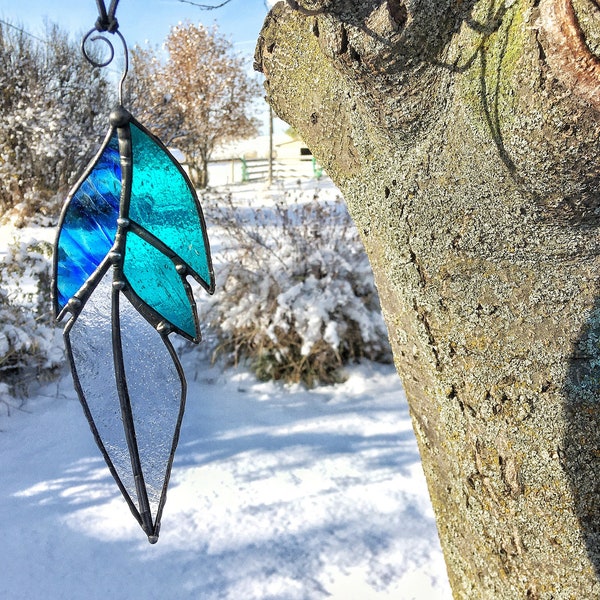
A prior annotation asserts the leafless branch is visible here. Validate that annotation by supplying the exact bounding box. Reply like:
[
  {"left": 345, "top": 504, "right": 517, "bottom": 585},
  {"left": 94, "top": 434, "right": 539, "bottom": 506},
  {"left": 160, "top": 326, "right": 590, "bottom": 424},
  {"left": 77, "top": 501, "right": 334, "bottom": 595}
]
[{"left": 177, "top": 0, "right": 234, "bottom": 9}]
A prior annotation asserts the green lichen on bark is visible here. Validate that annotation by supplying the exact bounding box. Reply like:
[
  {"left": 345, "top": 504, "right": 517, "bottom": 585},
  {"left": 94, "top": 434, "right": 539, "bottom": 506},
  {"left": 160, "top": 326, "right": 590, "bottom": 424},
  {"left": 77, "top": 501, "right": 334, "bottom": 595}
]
[
  {"left": 452, "top": 0, "right": 527, "bottom": 137},
  {"left": 257, "top": 0, "right": 600, "bottom": 597}
]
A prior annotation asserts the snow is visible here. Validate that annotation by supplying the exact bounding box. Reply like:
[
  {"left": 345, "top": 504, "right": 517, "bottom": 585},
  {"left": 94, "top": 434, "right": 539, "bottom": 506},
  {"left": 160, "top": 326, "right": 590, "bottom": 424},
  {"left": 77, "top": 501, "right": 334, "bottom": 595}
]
[
  {"left": 0, "top": 179, "right": 451, "bottom": 599},
  {"left": 0, "top": 357, "right": 451, "bottom": 599}
]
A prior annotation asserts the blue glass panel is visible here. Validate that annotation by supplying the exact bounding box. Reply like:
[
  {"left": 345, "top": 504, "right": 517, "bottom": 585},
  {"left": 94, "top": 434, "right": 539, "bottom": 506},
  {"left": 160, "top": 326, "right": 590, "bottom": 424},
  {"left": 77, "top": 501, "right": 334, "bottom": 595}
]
[
  {"left": 56, "top": 134, "right": 121, "bottom": 310},
  {"left": 128, "top": 123, "right": 212, "bottom": 288},
  {"left": 123, "top": 231, "right": 197, "bottom": 339},
  {"left": 120, "top": 292, "right": 183, "bottom": 522}
]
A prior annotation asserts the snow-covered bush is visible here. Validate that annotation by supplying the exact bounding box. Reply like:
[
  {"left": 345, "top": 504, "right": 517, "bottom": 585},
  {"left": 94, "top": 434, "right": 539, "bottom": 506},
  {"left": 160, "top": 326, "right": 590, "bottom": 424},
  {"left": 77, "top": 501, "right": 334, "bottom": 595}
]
[
  {"left": 0, "top": 237, "right": 62, "bottom": 410},
  {"left": 0, "top": 22, "right": 112, "bottom": 216},
  {"left": 201, "top": 186, "right": 392, "bottom": 386}
]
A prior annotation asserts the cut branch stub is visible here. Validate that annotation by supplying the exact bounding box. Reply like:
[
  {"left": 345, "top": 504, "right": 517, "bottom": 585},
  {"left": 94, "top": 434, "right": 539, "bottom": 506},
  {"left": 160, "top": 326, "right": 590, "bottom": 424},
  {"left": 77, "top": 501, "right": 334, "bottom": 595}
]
[{"left": 539, "top": 0, "right": 600, "bottom": 111}]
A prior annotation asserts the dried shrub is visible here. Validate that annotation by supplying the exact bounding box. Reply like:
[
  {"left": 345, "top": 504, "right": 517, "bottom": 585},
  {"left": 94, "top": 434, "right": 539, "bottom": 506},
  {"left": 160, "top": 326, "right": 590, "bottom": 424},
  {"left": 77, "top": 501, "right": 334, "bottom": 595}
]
[{"left": 200, "top": 185, "right": 392, "bottom": 386}]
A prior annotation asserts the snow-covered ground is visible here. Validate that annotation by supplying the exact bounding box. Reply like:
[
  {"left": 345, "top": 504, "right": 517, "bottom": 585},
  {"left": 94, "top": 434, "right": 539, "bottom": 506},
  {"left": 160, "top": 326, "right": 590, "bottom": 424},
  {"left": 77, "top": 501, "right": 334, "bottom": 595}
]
[
  {"left": 0, "top": 359, "right": 451, "bottom": 600},
  {"left": 0, "top": 179, "right": 451, "bottom": 599}
]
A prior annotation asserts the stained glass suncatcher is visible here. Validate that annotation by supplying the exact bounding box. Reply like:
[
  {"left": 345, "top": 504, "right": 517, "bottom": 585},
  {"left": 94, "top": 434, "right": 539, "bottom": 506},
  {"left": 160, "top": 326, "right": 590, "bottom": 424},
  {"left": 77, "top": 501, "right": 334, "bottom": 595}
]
[{"left": 53, "top": 103, "right": 214, "bottom": 542}]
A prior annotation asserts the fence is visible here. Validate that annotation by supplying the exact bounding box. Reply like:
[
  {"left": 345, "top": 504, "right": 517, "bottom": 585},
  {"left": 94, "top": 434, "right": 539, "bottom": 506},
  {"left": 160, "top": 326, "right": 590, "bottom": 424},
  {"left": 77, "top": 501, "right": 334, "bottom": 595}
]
[{"left": 206, "top": 157, "right": 324, "bottom": 186}]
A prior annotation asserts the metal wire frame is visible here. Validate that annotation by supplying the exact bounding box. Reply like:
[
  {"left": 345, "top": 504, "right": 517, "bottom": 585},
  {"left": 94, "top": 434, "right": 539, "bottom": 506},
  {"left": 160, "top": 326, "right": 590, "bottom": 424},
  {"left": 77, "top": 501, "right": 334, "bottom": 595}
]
[{"left": 81, "top": 0, "right": 128, "bottom": 105}]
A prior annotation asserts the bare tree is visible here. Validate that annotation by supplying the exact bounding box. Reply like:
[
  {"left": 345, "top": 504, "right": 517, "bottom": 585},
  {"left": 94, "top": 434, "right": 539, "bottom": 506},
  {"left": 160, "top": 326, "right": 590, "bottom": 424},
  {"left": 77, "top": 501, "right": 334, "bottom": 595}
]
[
  {"left": 129, "top": 22, "right": 261, "bottom": 188},
  {"left": 0, "top": 21, "right": 111, "bottom": 213},
  {"left": 256, "top": 0, "right": 600, "bottom": 597}
]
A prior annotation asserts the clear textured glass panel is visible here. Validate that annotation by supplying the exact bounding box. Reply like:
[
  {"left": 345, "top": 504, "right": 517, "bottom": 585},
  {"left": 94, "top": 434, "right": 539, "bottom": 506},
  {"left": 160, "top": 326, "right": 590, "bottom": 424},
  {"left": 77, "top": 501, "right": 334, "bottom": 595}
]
[
  {"left": 123, "top": 231, "right": 197, "bottom": 339},
  {"left": 128, "top": 123, "right": 211, "bottom": 288},
  {"left": 67, "top": 270, "right": 138, "bottom": 508},
  {"left": 56, "top": 134, "right": 121, "bottom": 310},
  {"left": 119, "top": 293, "right": 183, "bottom": 521}
]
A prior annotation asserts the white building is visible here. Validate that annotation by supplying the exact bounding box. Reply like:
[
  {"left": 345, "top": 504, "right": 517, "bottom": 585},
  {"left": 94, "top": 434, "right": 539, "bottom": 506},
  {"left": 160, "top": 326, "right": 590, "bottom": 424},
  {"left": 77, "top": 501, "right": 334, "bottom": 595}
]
[{"left": 205, "top": 133, "right": 323, "bottom": 186}]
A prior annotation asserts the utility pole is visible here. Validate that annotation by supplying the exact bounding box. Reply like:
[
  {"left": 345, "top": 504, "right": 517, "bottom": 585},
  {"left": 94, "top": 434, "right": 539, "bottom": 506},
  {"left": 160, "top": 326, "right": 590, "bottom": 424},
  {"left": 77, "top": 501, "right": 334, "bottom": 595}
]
[{"left": 268, "top": 104, "right": 274, "bottom": 186}]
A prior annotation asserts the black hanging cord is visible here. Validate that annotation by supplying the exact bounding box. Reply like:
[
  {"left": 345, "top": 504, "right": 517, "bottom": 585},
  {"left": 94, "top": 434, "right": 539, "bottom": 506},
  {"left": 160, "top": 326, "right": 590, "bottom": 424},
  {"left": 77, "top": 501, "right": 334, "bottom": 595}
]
[{"left": 95, "top": 0, "right": 120, "bottom": 32}]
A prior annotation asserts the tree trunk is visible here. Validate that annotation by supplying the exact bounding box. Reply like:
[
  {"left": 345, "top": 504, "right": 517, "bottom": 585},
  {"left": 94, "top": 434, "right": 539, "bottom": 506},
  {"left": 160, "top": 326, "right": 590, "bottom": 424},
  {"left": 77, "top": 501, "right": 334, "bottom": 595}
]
[
  {"left": 188, "top": 159, "right": 209, "bottom": 189},
  {"left": 256, "top": 0, "right": 600, "bottom": 597},
  {"left": 200, "top": 160, "right": 209, "bottom": 189}
]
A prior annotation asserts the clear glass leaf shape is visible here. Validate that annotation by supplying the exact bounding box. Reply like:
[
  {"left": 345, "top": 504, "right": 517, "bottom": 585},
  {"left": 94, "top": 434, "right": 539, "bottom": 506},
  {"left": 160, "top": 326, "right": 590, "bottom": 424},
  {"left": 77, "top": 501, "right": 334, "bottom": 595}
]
[{"left": 66, "top": 269, "right": 184, "bottom": 535}]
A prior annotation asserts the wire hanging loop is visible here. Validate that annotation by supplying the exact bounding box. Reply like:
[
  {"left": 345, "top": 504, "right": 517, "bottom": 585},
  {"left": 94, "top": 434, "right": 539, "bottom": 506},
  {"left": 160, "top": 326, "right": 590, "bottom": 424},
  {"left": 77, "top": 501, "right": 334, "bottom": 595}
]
[{"left": 81, "top": 0, "right": 128, "bottom": 105}]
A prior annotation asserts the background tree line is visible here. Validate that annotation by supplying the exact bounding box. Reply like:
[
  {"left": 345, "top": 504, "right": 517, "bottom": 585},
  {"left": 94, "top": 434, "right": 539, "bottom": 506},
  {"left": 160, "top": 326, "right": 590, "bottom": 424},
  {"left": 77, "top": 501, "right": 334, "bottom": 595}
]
[
  {"left": 128, "top": 22, "right": 261, "bottom": 189},
  {"left": 0, "top": 18, "right": 260, "bottom": 217},
  {"left": 0, "top": 21, "right": 112, "bottom": 216}
]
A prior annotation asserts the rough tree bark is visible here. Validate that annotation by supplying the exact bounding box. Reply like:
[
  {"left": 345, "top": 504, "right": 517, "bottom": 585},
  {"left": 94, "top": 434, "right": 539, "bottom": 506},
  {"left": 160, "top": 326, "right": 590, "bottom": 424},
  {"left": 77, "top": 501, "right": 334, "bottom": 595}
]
[{"left": 255, "top": 0, "right": 600, "bottom": 597}]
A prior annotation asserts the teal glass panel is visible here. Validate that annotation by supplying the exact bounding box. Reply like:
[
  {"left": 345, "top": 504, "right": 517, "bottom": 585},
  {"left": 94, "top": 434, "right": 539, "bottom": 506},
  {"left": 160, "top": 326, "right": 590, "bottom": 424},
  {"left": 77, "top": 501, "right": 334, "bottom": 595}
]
[
  {"left": 128, "top": 122, "right": 212, "bottom": 288},
  {"left": 56, "top": 133, "right": 120, "bottom": 310},
  {"left": 123, "top": 231, "right": 197, "bottom": 339}
]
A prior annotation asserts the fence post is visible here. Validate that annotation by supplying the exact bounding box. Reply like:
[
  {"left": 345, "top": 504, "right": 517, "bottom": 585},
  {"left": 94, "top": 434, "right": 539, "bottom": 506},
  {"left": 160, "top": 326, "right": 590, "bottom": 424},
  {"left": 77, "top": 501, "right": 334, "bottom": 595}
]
[
  {"left": 241, "top": 157, "right": 248, "bottom": 183},
  {"left": 268, "top": 106, "right": 274, "bottom": 186}
]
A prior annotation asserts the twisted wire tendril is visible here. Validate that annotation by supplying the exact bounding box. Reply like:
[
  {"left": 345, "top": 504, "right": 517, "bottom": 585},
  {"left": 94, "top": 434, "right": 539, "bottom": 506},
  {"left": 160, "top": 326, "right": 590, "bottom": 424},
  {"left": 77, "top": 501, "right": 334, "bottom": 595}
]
[{"left": 81, "top": 27, "right": 129, "bottom": 106}]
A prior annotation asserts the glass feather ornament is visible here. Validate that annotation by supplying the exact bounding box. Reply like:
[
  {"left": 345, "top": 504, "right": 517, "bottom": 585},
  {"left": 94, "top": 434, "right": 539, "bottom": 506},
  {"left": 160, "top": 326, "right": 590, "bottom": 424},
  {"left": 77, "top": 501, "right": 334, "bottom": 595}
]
[{"left": 52, "top": 12, "right": 214, "bottom": 543}]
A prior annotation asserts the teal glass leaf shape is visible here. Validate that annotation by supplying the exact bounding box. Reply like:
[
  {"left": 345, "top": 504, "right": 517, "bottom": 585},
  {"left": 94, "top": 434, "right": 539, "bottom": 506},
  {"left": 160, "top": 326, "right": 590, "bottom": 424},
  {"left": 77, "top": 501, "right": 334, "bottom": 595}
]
[
  {"left": 128, "top": 122, "right": 213, "bottom": 291},
  {"left": 117, "top": 117, "right": 215, "bottom": 341},
  {"left": 123, "top": 230, "right": 198, "bottom": 339}
]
